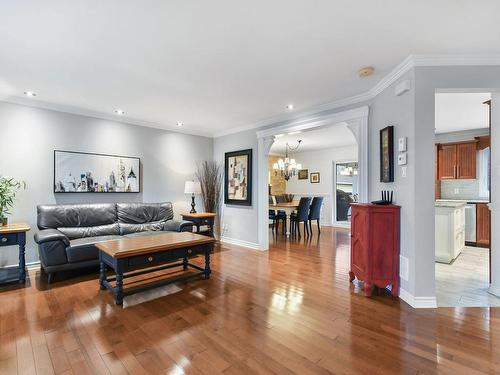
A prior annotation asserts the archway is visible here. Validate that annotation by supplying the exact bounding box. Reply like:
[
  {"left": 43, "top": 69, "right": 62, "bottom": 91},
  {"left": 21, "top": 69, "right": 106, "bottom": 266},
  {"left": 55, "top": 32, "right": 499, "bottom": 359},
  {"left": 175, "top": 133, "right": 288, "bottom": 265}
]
[{"left": 256, "top": 106, "right": 370, "bottom": 250}]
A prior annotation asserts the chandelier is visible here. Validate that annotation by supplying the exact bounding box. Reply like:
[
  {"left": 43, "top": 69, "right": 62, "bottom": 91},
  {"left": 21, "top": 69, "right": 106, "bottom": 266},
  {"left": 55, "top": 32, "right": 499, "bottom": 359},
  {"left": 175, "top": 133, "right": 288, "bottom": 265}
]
[
  {"left": 339, "top": 164, "right": 358, "bottom": 176},
  {"left": 273, "top": 140, "right": 302, "bottom": 181}
]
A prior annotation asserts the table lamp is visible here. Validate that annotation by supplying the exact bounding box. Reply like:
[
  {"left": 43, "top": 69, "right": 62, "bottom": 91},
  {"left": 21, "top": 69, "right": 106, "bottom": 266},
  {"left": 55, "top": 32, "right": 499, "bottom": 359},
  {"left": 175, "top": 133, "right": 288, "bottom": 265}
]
[{"left": 184, "top": 180, "right": 201, "bottom": 213}]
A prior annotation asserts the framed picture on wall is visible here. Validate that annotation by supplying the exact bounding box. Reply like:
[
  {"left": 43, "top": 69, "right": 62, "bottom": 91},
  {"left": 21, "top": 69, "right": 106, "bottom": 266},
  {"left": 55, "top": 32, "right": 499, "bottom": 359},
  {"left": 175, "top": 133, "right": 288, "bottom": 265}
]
[
  {"left": 54, "top": 150, "right": 140, "bottom": 193},
  {"left": 298, "top": 169, "right": 308, "bottom": 180},
  {"left": 224, "top": 149, "right": 252, "bottom": 206},
  {"left": 310, "top": 172, "right": 320, "bottom": 183},
  {"left": 380, "top": 125, "right": 394, "bottom": 182}
]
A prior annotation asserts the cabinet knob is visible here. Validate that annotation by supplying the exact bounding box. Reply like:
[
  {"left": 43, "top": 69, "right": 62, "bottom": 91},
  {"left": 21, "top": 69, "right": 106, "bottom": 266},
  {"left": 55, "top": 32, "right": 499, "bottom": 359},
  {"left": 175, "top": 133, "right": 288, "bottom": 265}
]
[
  {"left": 187, "top": 249, "right": 192, "bottom": 254},
  {"left": 1, "top": 237, "right": 7, "bottom": 243},
  {"left": 148, "top": 256, "right": 153, "bottom": 262}
]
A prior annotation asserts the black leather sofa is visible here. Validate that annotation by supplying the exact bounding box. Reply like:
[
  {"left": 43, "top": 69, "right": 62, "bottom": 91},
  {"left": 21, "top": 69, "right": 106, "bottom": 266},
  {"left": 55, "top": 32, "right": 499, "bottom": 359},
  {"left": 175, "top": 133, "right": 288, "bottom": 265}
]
[{"left": 34, "top": 202, "right": 193, "bottom": 282}]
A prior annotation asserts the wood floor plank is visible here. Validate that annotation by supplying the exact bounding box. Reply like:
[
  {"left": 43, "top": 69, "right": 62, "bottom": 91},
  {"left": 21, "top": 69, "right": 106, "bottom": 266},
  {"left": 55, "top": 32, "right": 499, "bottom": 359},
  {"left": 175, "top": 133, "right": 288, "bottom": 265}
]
[{"left": 1, "top": 227, "right": 500, "bottom": 374}]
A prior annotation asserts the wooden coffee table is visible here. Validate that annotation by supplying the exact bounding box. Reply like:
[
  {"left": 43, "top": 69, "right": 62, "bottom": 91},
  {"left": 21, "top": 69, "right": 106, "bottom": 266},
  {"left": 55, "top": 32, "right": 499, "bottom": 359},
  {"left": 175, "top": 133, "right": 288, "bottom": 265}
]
[{"left": 96, "top": 232, "right": 215, "bottom": 305}]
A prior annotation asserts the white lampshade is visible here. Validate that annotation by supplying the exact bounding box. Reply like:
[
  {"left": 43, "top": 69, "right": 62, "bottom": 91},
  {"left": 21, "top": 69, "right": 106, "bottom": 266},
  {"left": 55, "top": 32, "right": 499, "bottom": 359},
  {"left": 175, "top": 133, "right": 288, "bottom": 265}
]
[
  {"left": 273, "top": 162, "right": 279, "bottom": 170},
  {"left": 184, "top": 180, "right": 201, "bottom": 194},
  {"left": 296, "top": 163, "right": 302, "bottom": 170}
]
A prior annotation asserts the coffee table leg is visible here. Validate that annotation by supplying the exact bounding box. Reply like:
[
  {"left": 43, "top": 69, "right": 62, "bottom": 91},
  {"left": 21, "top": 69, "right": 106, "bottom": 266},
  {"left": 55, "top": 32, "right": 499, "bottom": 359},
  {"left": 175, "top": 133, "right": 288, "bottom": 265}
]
[
  {"left": 18, "top": 233, "right": 26, "bottom": 284},
  {"left": 182, "top": 256, "right": 188, "bottom": 271},
  {"left": 204, "top": 247, "right": 211, "bottom": 279},
  {"left": 99, "top": 261, "right": 107, "bottom": 290},
  {"left": 115, "top": 261, "right": 124, "bottom": 305}
]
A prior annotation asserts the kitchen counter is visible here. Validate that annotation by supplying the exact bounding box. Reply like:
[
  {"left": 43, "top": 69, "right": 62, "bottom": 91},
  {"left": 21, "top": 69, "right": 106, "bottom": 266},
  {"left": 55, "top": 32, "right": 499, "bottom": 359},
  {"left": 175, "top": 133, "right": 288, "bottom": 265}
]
[
  {"left": 436, "top": 199, "right": 489, "bottom": 204},
  {"left": 435, "top": 201, "right": 467, "bottom": 208}
]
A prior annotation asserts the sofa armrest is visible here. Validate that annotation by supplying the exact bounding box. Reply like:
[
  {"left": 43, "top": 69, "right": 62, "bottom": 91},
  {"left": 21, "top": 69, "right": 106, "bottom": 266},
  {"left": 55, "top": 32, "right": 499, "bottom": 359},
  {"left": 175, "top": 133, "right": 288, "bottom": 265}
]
[
  {"left": 34, "top": 229, "right": 70, "bottom": 246},
  {"left": 164, "top": 220, "right": 194, "bottom": 233}
]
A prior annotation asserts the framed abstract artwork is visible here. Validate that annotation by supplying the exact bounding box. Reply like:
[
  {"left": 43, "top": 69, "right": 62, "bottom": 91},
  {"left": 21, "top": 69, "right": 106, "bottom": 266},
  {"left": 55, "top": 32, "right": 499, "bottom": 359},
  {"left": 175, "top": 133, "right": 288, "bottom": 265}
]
[
  {"left": 54, "top": 150, "right": 140, "bottom": 193},
  {"left": 224, "top": 149, "right": 252, "bottom": 206},
  {"left": 310, "top": 172, "right": 320, "bottom": 183},
  {"left": 298, "top": 169, "right": 309, "bottom": 180},
  {"left": 380, "top": 125, "right": 394, "bottom": 182}
]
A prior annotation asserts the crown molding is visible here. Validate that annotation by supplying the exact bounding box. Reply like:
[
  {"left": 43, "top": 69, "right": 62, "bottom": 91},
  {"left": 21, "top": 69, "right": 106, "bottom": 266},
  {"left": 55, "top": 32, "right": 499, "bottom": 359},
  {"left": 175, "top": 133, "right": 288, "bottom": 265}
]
[
  {"left": 2, "top": 54, "right": 499, "bottom": 139},
  {"left": 0, "top": 95, "right": 213, "bottom": 138},
  {"left": 215, "top": 54, "right": 500, "bottom": 138}
]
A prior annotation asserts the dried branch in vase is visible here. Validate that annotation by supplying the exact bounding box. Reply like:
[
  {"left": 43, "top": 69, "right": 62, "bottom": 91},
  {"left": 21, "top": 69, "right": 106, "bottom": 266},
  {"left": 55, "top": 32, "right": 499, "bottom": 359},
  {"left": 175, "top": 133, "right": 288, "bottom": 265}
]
[{"left": 195, "top": 161, "right": 223, "bottom": 213}]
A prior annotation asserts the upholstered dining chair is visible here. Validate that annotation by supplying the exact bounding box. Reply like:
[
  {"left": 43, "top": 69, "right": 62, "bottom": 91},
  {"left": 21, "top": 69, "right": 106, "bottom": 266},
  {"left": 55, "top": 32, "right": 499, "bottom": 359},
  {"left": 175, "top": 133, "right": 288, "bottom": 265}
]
[
  {"left": 290, "top": 197, "right": 312, "bottom": 237},
  {"left": 308, "top": 196, "right": 324, "bottom": 235}
]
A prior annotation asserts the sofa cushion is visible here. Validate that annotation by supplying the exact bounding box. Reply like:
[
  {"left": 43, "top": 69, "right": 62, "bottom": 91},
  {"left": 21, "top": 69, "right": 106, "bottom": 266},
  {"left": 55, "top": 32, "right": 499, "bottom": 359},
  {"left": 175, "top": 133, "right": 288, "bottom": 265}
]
[
  {"left": 66, "top": 235, "right": 122, "bottom": 263},
  {"left": 123, "top": 231, "right": 164, "bottom": 238},
  {"left": 58, "top": 223, "right": 120, "bottom": 240},
  {"left": 117, "top": 202, "right": 173, "bottom": 224},
  {"left": 37, "top": 203, "right": 116, "bottom": 230},
  {"left": 119, "top": 221, "right": 165, "bottom": 235}
]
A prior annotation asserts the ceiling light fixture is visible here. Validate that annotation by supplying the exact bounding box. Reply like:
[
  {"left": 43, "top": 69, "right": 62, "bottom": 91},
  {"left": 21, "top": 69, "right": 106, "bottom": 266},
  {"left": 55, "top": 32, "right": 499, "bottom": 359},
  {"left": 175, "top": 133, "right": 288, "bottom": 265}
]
[
  {"left": 24, "top": 91, "right": 37, "bottom": 97},
  {"left": 275, "top": 134, "right": 285, "bottom": 138},
  {"left": 114, "top": 109, "right": 125, "bottom": 115},
  {"left": 288, "top": 131, "right": 301, "bottom": 135},
  {"left": 177, "top": 122, "right": 183, "bottom": 127},
  {"left": 358, "top": 66, "right": 375, "bottom": 77},
  {"left": 286, "top": 104, "right": 294, "bottom": 110},
  {"left": 273, "top": 140, "right": 302, "bottom": 181}
]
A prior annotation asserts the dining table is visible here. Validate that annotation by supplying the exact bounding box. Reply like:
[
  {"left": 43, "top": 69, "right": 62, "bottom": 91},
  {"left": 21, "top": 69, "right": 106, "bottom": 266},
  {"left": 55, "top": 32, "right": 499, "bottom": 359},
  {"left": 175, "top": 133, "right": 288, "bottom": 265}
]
[{"left": 269, "top": 201, "right": 299, "bottom": 236}]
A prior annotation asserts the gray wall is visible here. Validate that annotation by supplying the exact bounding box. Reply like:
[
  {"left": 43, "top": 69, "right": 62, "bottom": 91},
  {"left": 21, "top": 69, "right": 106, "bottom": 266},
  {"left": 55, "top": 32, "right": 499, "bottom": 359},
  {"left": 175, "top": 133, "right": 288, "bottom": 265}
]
[
  {"left": 213, "top": 129, "right": 259, "bottom": 245},
  {"left": 369, "top": 69, "right": 416, "bottom": 294},
  {"left": 0, "top": 102, "right": 213, "bottom": 267}
]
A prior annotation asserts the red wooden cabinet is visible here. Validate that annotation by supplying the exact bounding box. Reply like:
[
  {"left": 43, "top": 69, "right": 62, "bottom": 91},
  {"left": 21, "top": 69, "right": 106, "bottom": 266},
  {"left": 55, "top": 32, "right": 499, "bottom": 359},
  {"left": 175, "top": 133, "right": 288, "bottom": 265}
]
[{"left": 349, "top": 203, "right": 401, "bottom": 297}]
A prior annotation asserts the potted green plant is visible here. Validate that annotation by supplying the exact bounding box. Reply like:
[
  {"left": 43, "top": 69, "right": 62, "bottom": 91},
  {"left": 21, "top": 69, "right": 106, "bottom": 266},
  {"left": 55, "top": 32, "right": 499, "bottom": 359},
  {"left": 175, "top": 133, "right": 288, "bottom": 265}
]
[{"left": 0, "top": 176, "right": 26, "bottom": 226}]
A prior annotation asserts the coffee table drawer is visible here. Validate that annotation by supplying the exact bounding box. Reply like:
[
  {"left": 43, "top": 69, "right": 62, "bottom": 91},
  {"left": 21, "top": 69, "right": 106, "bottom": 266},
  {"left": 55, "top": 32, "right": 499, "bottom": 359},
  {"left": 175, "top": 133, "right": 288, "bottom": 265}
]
[{"left": 127, "top": 246, "right": 206, "bottom": 268}]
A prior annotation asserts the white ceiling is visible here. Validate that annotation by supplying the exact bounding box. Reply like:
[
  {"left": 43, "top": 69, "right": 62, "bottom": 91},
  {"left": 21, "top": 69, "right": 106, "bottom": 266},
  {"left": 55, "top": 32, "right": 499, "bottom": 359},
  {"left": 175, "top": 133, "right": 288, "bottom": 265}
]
[
  {"left": 435, "top": 93, "right": 491, "bottom": 134},
  {"left": 270, "top": 123, "right": 356, "bottom": 155},
  {"left": 1, "top": 1, "right": 500, "bottom": 137}
]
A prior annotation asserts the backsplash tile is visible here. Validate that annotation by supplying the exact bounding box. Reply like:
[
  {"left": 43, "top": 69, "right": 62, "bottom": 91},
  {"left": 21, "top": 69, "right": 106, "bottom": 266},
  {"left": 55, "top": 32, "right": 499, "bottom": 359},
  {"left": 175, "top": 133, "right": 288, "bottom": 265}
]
[{"left": 440, "top": 179, "right": 487, "bottom": 200}]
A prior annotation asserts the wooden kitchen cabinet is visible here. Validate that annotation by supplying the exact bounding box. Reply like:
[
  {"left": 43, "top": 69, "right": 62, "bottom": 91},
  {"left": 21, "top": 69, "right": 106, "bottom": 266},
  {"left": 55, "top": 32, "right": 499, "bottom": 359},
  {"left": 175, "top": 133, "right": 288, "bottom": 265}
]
[
  {"left": 456, "top": 142, "right": 477, "bottom": 179},
  {"left": 438, "top": 144, "right": 457, "bottom": 180},
  {"left": 476, "top": 203, "right": 490, "bottom": 247},
  {"left": 437, "top": 141, "right": 477, "bottom": 180}
]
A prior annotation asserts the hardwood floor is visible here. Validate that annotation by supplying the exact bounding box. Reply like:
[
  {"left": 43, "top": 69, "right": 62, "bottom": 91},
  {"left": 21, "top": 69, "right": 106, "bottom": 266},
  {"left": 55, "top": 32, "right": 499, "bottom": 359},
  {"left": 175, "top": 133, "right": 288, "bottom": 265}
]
[{"left": 1, "top": 227, "right": 500, "bottom": 374}]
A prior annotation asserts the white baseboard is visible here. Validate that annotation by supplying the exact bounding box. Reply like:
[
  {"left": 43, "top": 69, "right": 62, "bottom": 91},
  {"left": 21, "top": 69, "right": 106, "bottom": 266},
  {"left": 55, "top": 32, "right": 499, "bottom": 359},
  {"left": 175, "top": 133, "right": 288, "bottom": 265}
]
[
  {"left": 488, "top": 284, "right": 500, "bottom": 298},
  {"left": 219, "top": 236, "right": 264, "bottom": 251},
  {"left": 3, "top": 260, "right": 40, "bottom": 270},
  {"left": 399, "top": 288, "right": 437, "bottom": 308}
]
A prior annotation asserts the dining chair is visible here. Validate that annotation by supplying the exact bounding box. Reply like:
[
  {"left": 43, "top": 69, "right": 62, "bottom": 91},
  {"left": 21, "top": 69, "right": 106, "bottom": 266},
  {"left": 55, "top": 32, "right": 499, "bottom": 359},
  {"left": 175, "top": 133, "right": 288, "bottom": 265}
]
[
  {"left": 290, "top": 197, "right": 312, "bottom": 237},
  {"left": 308, "top": 196, "right": 324, "bottom": 235}
]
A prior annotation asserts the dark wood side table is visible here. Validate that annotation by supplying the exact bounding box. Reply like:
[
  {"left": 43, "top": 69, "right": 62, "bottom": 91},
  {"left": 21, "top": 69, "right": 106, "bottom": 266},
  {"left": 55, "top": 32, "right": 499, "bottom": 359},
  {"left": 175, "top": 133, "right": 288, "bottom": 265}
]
[
  {"left": 0, "top": 223, "right": 30, "bottom": 284},
  {"left": 181, "top": 212, "right": 217, "bottom": 237}
]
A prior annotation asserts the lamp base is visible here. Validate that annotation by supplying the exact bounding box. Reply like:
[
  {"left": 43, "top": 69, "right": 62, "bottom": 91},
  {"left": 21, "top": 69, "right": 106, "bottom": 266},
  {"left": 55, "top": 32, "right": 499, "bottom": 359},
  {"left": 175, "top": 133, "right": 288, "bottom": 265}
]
[{"left": 190, "top": 194, "right": 197, "bottom": 213}]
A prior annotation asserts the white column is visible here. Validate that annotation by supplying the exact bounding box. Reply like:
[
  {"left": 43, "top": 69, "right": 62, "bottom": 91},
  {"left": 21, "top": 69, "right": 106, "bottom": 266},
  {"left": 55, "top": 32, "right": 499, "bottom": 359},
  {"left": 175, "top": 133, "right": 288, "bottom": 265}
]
[
  {"left": 489, "top": 93, "right": 500, "bottom": 296},
  {"left": 257, "top": 136, "right": 275, "bottom": 251}
]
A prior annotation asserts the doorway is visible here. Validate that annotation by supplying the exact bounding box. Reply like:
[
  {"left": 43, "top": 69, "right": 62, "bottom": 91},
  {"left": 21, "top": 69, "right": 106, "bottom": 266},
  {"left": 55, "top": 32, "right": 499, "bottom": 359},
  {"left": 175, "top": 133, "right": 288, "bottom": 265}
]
[
  {"left": 256, "top": 106, "right": 369, "bottom": 250},
  {"left": 333, "top": 161, "right": 359, "bottom": 226},
  {"left": 434, "top": 92, "right": 497, "bottom": 306}
]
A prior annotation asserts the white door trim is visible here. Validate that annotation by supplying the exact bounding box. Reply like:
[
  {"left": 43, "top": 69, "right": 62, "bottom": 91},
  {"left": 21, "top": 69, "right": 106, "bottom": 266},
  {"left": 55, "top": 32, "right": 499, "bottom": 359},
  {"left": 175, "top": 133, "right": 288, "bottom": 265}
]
[{"left": 256, "top": 106, "right": 370, "bottom": 250}]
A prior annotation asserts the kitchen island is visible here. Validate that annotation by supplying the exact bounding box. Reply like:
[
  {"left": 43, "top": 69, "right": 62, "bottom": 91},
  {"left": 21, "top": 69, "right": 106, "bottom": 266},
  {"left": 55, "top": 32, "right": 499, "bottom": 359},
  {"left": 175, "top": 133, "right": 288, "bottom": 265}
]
[{"left": 435, "top": 201, "right": 466, "bottom": 263}]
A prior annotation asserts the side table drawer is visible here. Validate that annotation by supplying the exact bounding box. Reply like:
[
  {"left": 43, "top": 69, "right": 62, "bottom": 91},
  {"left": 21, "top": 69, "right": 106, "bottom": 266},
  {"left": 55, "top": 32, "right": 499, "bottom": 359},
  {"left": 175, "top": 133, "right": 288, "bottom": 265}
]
[{"left": 0, "top": 233, "right": 17, "bottom": 247}]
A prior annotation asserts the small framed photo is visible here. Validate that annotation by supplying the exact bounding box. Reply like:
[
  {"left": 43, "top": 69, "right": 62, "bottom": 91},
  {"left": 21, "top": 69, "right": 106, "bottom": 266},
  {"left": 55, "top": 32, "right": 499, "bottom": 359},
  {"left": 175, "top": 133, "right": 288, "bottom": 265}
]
[
  {"left": 310, "top": 172, "right": 320, "bottom": 183},
  {"left": 298, "top": 169, "right": 308, "bottom": 180}
]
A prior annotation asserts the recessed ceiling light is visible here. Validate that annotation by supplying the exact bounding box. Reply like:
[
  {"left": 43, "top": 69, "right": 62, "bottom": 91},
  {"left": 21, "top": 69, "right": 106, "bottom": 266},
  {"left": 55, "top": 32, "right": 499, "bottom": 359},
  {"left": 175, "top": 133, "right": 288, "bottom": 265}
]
[
  {"left": 288, "top": 131, "right": 301, "bottom": 135},
  {"left": 177, "top": 122, "right": 183, "bottom": 127},
  {"left": 286, "top": 104, "right": 294, "bottom": 110},
  {"left": 24, "top": 91, "right": 37, "bottom": 97},
  {"left": 275, "top": 134, "right": 285, "bottom": 138},
  {"left": 114, "top": 109, "right": 125, "bottom": 115},
  {"left": 358, "top": 66, "right": 375, "bottom": 77}
]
